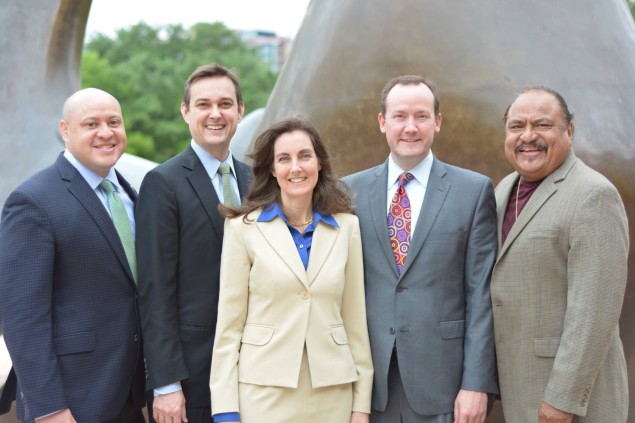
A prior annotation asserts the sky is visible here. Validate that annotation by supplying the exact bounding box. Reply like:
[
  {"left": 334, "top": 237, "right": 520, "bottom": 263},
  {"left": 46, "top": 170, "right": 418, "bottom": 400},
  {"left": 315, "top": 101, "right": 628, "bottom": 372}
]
[{"left": 86, "top": 0, "right": 311, "bottom": 39}]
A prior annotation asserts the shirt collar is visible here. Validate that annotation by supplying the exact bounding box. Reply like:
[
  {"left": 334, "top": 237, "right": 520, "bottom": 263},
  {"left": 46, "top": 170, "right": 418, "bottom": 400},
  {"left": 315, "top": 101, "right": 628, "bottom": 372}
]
[
  {"left": 190, "top": 139, "right": 236, "bottom": 180},
  {"left": 64, "top": 150, "right": 120, "bottom": 191},
  {"left": 257, "top": 202, "right": 339, "bottom": 228},
  {"left": 387, "top": 152, "right": 434, "bottom": 189}
]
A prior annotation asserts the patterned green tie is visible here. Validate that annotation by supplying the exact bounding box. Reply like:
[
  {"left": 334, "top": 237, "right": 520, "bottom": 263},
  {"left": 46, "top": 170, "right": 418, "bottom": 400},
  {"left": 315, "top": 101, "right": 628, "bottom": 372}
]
[
  {"left": 100, "top": 179, "right": 137, "bottom": 282},
  {"left": 217, "top": 162, "right": 239, "bottom": 207}
]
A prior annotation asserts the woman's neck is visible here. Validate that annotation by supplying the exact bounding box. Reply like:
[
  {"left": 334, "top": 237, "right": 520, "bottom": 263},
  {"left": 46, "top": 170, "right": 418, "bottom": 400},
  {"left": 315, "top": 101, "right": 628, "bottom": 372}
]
[{"left": 281, "top": 197, "right": 313, "bottom": 225}]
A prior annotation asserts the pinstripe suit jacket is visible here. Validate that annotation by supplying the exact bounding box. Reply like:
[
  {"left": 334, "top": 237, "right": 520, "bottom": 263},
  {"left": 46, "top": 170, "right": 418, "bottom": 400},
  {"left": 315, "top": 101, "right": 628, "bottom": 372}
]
[
  {"left": 0, "top": 153, "right": 144, "bottom": 422},
  {"left": 491, "top": 151, "right": 629, "bottom": 422}
]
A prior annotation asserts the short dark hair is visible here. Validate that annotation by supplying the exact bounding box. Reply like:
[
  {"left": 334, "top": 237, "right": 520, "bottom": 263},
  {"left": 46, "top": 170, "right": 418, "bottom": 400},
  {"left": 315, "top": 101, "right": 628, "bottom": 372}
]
[
  {"left": 221, "top": 116, "right": 354, "bottom": 219},
  {"left": 503, "top": 86, "right": 574, "bottom": 126},
  {"left": 182, "top": 63, "right": 243, "bottom": 109},
  {"left": 380, "top": 75, "right": 440, "bottom": 116}
]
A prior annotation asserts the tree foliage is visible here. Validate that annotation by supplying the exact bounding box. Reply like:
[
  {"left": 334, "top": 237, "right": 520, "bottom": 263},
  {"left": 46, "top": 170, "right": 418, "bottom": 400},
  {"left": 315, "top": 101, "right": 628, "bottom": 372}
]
[{"left": 82, "top": 22, "right": 277, "bottom": 162}]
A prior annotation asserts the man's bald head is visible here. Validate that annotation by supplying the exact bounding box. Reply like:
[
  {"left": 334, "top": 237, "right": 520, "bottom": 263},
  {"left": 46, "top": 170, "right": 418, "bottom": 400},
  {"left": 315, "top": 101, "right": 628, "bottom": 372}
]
[
  {"left": 59, "top": 88, "right": 127, "bottom": 178},
  {"left": 62, "top": 88, "right": 121, "bottom": 122}
]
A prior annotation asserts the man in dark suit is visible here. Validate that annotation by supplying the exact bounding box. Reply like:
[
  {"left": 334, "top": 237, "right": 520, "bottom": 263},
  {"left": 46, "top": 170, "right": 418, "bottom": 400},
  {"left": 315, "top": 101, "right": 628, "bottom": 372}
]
[
  {"left": 345, "top": 75, "right": 498, "bottom": 423},
  {"left": 0, "top": 88, "right": 145, "bottom": 422},
  {"left": 136, "top": 63, "right": 252, "bottom": 423}
]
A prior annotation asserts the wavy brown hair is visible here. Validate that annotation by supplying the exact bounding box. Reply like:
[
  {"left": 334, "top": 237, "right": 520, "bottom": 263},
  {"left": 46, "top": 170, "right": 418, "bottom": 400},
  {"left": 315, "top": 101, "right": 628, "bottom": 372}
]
[{"left": 221, "top": 116, "right": 354, "bottom": 220}]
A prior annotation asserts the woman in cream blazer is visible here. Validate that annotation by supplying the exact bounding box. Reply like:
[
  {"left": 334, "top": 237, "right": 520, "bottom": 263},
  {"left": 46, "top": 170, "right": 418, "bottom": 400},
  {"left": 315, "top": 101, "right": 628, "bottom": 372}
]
[{"left": 210, "top": 116, "right": 373, "bottom": 423}]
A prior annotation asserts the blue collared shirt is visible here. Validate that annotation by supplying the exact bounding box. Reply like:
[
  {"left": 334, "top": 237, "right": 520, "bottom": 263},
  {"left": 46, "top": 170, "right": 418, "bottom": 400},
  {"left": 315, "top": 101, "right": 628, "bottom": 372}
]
[
  {"left": 213, "top": 203, "right": 338, "bottom": 423},
  {"left": 257, "top": 202, "right": 338, "bottom": 269}
]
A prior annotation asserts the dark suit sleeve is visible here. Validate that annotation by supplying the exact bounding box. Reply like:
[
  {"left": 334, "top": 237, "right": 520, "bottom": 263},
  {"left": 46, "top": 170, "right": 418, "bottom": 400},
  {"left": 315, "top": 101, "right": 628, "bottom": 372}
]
[
  {"left": 136, "top": 170, "right": 189, "bottom": 390},
  {"left": 0, "top": 190, "right": 69, "bottom": 416},
  {"left": 461, "top": 178, "right": 499, "bottom": 394}
]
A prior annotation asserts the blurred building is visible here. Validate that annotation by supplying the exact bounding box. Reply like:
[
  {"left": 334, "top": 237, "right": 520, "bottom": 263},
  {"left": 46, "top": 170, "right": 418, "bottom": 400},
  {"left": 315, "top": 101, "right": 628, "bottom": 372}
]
[{"left": 237, "top": 30, "right": 290, "bottom": 73}]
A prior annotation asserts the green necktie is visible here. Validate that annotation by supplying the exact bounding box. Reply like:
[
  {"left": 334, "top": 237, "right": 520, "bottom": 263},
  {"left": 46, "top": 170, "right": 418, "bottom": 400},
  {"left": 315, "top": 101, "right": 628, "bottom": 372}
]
[
  {"left": 100, "top": 179, "right": 137, "bottom": 283},
  {"left": 218, "top": 162, "right": 239, "bottom": 207}
]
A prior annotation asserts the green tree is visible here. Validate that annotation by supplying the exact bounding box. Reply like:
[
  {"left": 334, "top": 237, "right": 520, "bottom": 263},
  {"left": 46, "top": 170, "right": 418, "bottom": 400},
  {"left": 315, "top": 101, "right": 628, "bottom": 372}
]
[
  {"left": 82, "top": 22, "right": 277, "bottom": 162},
  {"left": 629, "top": 0, "right": 635, "bottom": 18}
]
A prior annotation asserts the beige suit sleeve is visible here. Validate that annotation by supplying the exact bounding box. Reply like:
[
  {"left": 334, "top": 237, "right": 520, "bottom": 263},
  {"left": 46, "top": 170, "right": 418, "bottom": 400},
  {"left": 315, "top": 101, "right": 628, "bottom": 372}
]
[
  {"left": 543, "top": 183, "right": 629, "bottom": 415},
  {"left": 341, "top": 217, "right": 374, "bottom": 413},
  {"left": 210, "top": 217, "right": 250, "bottom": 415}
]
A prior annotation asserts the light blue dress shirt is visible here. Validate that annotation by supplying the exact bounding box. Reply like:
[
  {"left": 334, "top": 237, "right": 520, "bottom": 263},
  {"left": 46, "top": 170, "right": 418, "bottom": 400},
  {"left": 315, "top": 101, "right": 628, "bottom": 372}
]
[{"left": 63, "top": 150, "right": 135, "bottom": 236}]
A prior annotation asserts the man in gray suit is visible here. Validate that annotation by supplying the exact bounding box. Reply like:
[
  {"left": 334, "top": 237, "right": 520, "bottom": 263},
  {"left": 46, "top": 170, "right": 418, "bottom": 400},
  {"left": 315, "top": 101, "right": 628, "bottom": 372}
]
[{"left": 346, "top": 75, "right": 498, "bottom": 423}]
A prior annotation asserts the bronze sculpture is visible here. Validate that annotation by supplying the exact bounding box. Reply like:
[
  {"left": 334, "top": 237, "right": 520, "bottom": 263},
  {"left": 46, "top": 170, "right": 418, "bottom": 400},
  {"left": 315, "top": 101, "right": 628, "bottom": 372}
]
[{"left": 1, "top": 0, "right": 635, "bottom": 421}]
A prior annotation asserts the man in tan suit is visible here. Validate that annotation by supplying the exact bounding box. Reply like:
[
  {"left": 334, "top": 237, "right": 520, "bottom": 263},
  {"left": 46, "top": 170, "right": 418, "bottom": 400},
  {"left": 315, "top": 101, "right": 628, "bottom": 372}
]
[{"left": 491, "top": 87, "right": 629, "bottom": 422}]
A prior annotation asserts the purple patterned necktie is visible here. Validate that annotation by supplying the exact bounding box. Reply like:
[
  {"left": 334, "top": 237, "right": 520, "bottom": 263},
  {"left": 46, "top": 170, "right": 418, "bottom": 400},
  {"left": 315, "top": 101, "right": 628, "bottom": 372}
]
[{"left": 387, "top": 172, "right": 414, "bottom": 274}]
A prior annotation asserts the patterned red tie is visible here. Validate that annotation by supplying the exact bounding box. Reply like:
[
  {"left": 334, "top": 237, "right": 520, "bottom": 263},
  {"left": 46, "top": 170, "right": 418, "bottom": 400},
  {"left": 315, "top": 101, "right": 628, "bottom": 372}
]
[{"left": 388, "top": 172, "right": 414, "bottom": 274}]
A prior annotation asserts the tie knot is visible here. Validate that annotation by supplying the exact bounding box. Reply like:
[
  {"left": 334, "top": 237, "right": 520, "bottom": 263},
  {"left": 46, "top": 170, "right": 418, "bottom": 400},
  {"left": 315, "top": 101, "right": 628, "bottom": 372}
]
[
  {"left": 398, "top": 172, "right": 414, "bottom": 188},
  {"left": 218, "top": 162, "right": 232, "bottom": 176},
  {"left": 100, "top": 179, "right": 116, "bottom": 194}
]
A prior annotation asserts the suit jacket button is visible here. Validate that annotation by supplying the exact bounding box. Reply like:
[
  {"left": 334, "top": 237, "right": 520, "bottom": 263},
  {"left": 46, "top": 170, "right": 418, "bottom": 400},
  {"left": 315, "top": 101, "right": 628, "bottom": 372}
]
[
  {"left": 133, "top": 334, "right": 139, "bottom": 342},
  {"left": 300, "top": 290, "right": 309, "bottom": 299},
  {"left": 396, "top": 285, "right": 405, "bottom": 293},
  {"left": 389, "top": 327, "right": 396, "bottom": 334}
]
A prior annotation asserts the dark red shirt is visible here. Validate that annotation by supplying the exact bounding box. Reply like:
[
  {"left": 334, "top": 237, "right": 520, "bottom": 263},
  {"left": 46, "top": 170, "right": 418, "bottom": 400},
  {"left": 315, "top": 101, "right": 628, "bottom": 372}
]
[{"left": 502, "top": 177, "right": 543, "bottom": 244}]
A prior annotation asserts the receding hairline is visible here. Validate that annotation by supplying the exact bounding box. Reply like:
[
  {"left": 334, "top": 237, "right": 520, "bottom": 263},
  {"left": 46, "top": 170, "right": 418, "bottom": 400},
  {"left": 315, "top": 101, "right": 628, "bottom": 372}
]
[{"left": 504, "top": 86, "right": 574, "bottom": 126}]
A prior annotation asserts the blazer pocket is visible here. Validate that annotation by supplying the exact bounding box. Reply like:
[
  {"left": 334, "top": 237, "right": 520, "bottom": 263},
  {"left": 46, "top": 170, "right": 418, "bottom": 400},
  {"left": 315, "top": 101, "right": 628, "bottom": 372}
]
[
  {"left": 331, "top": 325, "right": 349, "bottom": 345},
  {"left": 534, "top": 337, "right": 560, "bottom": 357},
  {"left": 241, "top": 324, "right": 274, "bottom": 346},
  {"left": 440, "top": 320, "right": 465, "bottom": 340},
  {"left": 179, "top": 322, "right": 211, "bottom": 341},
  {"left": 526, "top": 229, "right": 559, "bottom": 239},
  {"left": 54, "top": 331, "right": 96, "bottom": 355}
]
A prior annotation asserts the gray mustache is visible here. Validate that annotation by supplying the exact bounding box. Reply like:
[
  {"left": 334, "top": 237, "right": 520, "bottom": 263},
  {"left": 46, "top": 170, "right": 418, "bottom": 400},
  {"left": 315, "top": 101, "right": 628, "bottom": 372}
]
[{"left": 515, "top": 141, "right": 548, "bottom": 153}]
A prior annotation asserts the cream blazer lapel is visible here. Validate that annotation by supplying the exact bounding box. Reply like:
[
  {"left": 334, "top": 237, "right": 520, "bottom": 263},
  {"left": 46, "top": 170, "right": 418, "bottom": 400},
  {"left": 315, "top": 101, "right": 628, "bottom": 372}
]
[
  {"left": 256, "top": 218, "right": 308, "bottom": 288},
  {"left": 306, "top": 220, "right": 339, "bottom": 286}
]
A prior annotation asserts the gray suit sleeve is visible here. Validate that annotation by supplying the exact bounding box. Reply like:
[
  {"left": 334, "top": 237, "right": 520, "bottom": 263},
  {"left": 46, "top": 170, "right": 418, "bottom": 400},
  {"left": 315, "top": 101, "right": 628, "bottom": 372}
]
[{"left": 461, "top": 178, "right": 499, "bottom": 394}]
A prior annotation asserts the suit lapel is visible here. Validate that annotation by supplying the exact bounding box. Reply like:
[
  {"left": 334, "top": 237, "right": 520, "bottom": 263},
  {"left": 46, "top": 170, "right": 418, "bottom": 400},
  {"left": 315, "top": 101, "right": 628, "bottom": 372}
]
[
  {"left": 498, "top": 151, "right": 578, "bottom": 259},
  {"left": 498, "top": 178, "right": 556, "bottom": 259},
  {"left": 116, "top": 169, "right": 138, "bottom": 202},
  {"left": 234, "top": 158, "right": 253, "bottom": 200},
  {"left": 182, "top": 146, "right": 225, "bottom": 239},
  {"left": 257, "top": 218, "right": 309, "bottom": 287},
  {"left": 401, "top": 159, "right": 449, "bottom": 277},
  {"left": 306, "top": 220, "right": 339, "bottom": 286},
  {"left": 495, "top": 174, "right": 516, "bottom": 249},
  {"left": 57, "top": 155, "right": 135, "bottom": 284},
  {"left": 368, "top": 162, "right": 399, "bottom": 276}
]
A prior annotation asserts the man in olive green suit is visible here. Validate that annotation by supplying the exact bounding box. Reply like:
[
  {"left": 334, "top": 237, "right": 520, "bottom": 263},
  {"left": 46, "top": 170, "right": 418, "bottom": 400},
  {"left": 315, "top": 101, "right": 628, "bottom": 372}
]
[{"left": 491, "top": 87, "right": 629, "bottom": 422}]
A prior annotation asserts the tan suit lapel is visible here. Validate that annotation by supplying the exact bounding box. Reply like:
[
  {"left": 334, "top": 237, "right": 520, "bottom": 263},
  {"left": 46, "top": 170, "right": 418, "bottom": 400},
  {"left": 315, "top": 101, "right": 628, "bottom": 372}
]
[
  {"left": 306, "top": 220, "right": 339, "bottom": 286},
  {"left": 495, "top": 174, "right": 515, "bottom": 249},
  {"left": 257, "top": 218, "right": 309, "bottom": 288},
  {"left": 498, "top": 151, "right": 578, "bottom": 259}
]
